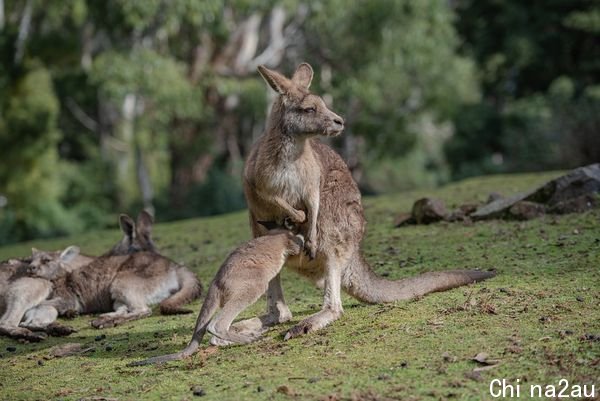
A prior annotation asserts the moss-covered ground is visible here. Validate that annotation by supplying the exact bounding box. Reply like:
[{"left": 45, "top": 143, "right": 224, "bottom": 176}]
[{"left": 0, "top": 171, "right": 598, "bottom": 401}]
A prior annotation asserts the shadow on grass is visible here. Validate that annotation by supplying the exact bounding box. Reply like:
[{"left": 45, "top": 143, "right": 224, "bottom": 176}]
[{"left": 0, "top": 306, "right": 330, "bottom": 363}]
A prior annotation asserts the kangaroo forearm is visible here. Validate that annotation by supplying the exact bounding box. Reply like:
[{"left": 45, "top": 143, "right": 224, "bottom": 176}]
[
  {"left": 42, "top": 296, "right": 80, "bottom": 315},
  {"left": 269, "top": 195, "right": 299, "bottom": 217}
]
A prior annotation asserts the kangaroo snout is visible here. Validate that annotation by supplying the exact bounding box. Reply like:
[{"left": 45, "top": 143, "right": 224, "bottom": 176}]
[{"left": 327, "top": 113, "right": 345, "bottom": 136}]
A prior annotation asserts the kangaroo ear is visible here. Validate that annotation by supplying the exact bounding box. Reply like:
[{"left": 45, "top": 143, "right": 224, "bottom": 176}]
[
  {"left": 59, "top": 246, "right": 80, "bottom": 263},
  {"left": 136, "top": 210, "right": 154, "bottom": 238},
  {"left": 292, "top": 63, "right": 313, "bottom": 90},
  {"left": 257, "top": 220, "right": 280, "bottom": 231},
  {"left": 31, "top": 248, "right": 42, "bottom": 257},
  {"left": 119, "top": 214, "right": 135, "bottom": 239},
  {"left": 258, "top": 65, "right": 292, "bottom": 95}
]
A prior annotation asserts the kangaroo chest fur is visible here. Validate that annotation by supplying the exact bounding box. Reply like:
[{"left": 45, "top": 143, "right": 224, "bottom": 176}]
[
  {"left": 268, "top": 163, "right": 313, "bottom": 206},
  {"left": 255, "top": 137, "right": 320, "bottom": 212}
]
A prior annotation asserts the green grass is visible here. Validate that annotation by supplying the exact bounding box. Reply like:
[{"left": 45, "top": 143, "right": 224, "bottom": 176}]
[{"left": 0, "top": 171, "right": 598, "bottom": 401}]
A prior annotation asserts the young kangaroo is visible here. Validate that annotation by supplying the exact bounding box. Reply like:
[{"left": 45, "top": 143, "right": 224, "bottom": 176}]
[
  {"left": 239, "top": 63, "right": 495, "bottom": 340},
  {"left": 128, "top": 221, "right": 304, "bottom": 366},
  {"left": 0, "top": 211, "right": 165, "bottom": 341}
]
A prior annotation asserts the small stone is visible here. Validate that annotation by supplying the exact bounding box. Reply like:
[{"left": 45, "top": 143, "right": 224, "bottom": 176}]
[
  {"left": 37, "top": 360, "right": 44, "bottom": 366},
  {"left": 576, "top": 296, "right": 584, "bottom": 302},
  {"left": 377, "top": 374, "right": 391, "bottom": 381},
  {"left": 6, "top": 346, "right": 16, "bottom": 352},
  {"left": 308, "top": 377, "right": 320, "bottom": 384},
  {"left": 277, "top": 385, "right": 295, "bottom": 396},
  {"left": 487, "top": 192, "right": 504, "bottom": 203},
  {"left": 508, "top": 201, "right": 546, "bottom": 220},
  {"left": 105, "top": 345, "right": 113, "bottom": 352},
  {"left": 256, "top": 386, "right": 264, "bottom": 393},
  {"left": 412, "top": 198, "right": 448, "bottom": 224},
  {"left": 191, "top": 386, "right": 206, "bottom": 396},
  {"left": 94, "top": 334, "right": 106, "bottom": 342},
  {"left": 393, "top": 212, "right": 415, "bottom": 227}
]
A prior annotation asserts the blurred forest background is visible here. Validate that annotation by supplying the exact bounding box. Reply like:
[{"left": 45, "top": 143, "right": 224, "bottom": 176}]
[{"left": 0, "top": 0, "right": 598, "bottom": 244}]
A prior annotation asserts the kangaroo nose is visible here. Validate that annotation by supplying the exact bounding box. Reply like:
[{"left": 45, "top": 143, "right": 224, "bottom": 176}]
[{"left": 333, "top": 116, "right": 344, "bottom": 126}]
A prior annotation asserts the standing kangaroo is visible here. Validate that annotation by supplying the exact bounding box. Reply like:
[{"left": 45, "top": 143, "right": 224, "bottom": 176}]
[
  {"left": 240, "top": 63, "right": 495, "bottom": 340},
  {"left": 0, "top": 211, "right": 163, "bottom": 341},
  {"left": 129, "top": 221, "right": 304, "bottom": 366}
]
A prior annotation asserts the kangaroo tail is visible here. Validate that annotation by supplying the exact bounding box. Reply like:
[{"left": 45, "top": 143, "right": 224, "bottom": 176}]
[
  {"left": 128, "top": 285, "right": 219, "bottom": 367},
  {"left": 342, "top": 253, "right": 495, "bottom": 303},
  {"left": 159, "top": 266, "right": 203, "bottom": 315}
]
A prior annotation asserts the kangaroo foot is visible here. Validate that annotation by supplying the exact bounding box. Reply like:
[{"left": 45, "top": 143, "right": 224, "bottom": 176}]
[
  {"left": 230, "top": 309, "right": 291, "bottom": 335},
  {"left": 92, "top": 310, "right": 151, "bottom": 329},
  {"left": 45, "top": 322, "right": 77, "bottom": 337},
  {"left": 283, "top": 309, "right": 342, "bottom": 341},
  {"left": 209, "top": 336, "right": 235, "bottom": 346},
  {"left": 20, "top": 322, "right": 76, "bottom": 337},
  {"left": 159, "top": 307, "right": 194, "bottom": 315},
  {"left": 209, "top": 323, "right": 266, "bottom": 346},
  {"left": 0, "top": 325, "right": 47, "bottom": 342}
]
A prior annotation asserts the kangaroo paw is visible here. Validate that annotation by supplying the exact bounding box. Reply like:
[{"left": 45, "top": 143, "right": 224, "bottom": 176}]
[
  {"left": 290, "top": 209, "right": 306, "bottom": 224},
  {"left": 304, "top": 239, "right": 318, "bottom": 260}
]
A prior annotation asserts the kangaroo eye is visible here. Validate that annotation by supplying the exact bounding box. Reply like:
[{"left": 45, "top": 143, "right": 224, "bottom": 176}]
[{"left": 303, "top": 107, "right": 316, "bottom": 113}]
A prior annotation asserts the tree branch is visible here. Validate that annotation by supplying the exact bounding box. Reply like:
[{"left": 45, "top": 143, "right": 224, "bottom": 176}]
[
  {"left": 66, "top": 97, "right": 98, "bottom": 133},
  {"left": 14, "top": 0, "right": 32, "bottom": 65}
]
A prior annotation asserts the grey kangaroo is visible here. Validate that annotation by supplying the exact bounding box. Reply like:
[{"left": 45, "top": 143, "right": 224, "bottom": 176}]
[
  {"left": 129, "top": 221, "right": 304, "bottom": 366},
  {"left": 24, "top": 245, "right": 202, "bottom": 332},
  {"left": 239, "top": 63, "right": 495, "bottom": 340},
  {"left": 0, "top": 211, "right": 162, "bottom": 341}
]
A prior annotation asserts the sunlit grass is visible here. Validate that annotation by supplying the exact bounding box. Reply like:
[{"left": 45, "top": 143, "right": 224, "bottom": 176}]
[{"left": 0, "top": 171, "right": 598, "bottom": 401}]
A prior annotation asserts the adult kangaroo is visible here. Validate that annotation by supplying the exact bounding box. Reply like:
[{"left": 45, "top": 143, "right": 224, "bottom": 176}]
[{"left": 241, "top": 62, "right": 495, "bottom": 340}]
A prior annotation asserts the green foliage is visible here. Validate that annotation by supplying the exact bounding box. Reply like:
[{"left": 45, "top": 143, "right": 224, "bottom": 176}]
[
  {"left": 447, "top": 0, "right": 599, "bottom": 179},
  {"left": 310, "top": 0, "right": 478, "bottom": 159},
  {"left": 0, "top": 66, "right": 69, "bottom": 242},
  {"left": 1, "top": 0, "right": 596, "bottom": 243}
]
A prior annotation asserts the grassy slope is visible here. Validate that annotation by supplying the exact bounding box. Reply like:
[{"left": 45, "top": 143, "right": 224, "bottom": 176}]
[{"left": 0, "top": 171, "right": 598, "bottom": 401}]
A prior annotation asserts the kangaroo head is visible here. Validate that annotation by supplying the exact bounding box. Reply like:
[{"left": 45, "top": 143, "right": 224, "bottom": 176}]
[
  {"left": 109, "top": 210, "right": 157, "bottom": 256},
  {"left": 258, "top": 63, "right": 344, "bottom": 138},
  {"left": 257, "top": 220, "right": 305, "bottom": 255},
  {"left": 287, "top": 233, "right": 305, "bottom": 256},
  {"left": 28, "top": 246, "right": 79, "bottom": 280}
]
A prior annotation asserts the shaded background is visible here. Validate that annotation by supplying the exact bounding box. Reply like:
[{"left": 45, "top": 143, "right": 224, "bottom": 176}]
[{"left": 0, "top": 0, "right": 598, "bottom": 244}]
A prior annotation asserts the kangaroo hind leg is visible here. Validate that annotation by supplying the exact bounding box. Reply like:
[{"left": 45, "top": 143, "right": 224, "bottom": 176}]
[{"left": 207, "top": 302, "right": 261, "bottom": 345}]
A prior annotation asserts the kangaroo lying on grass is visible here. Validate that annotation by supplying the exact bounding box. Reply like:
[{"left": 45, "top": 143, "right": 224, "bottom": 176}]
[
  {"left": 0, "top": 248, "right": 95, "bottom": 341},
  {"left": 129, "top": 221, "right": 304, "bottom": 366},
  {"left": 239, "top": 63, "right": 495, "bottom": 340},
  {"left": 0, "top": 211, "right": 175, "bottom": 341},
  {"left": 24, "top": 243, "right": 202, "bottom": 333}
]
